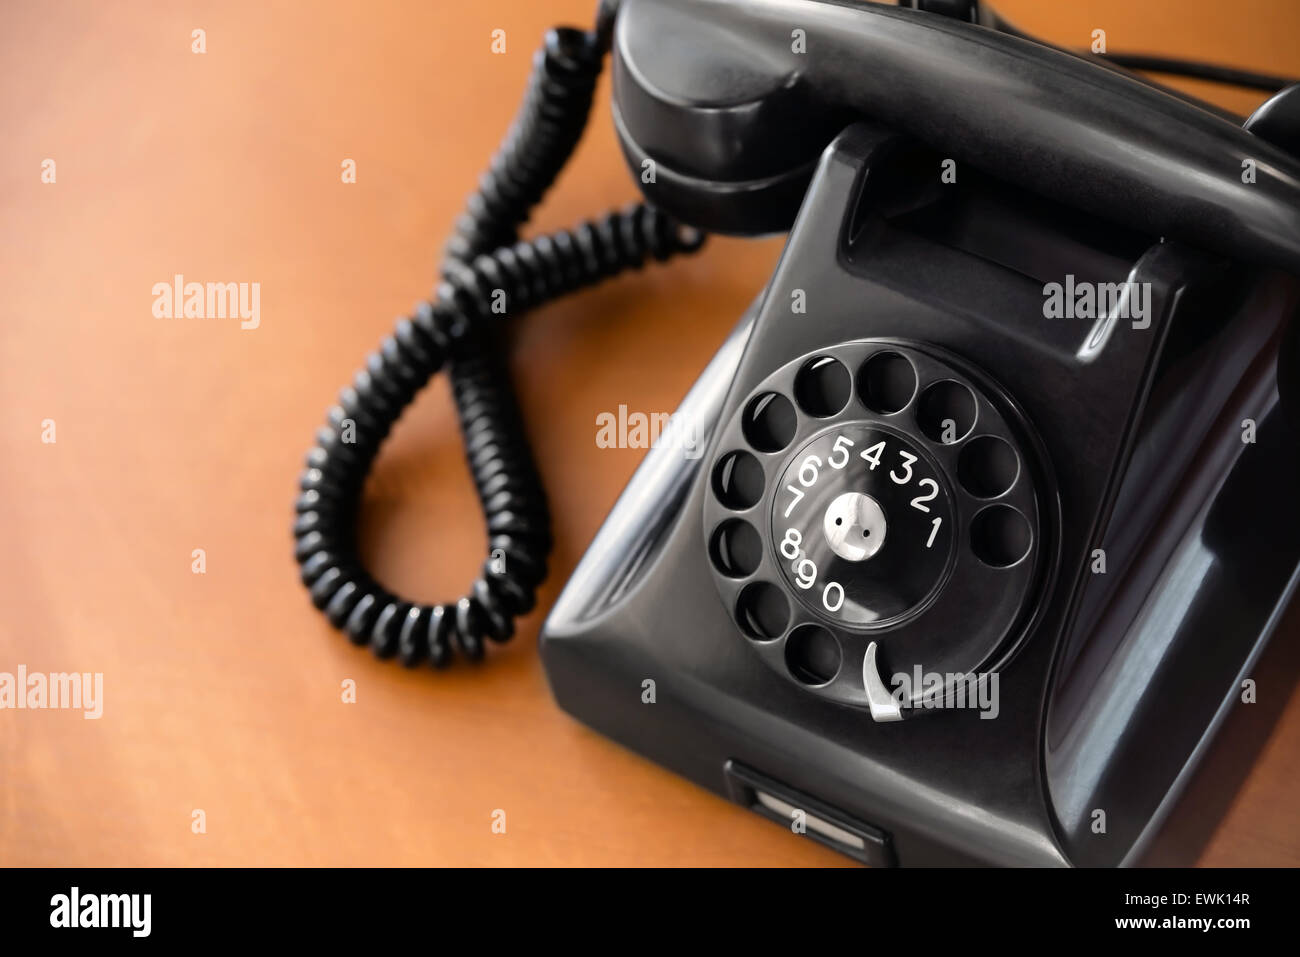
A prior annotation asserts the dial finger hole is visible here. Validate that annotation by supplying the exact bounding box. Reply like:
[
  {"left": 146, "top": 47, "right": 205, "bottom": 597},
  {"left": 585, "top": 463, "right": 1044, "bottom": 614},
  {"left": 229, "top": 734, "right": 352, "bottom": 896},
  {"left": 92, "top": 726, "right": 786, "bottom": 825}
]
[
  {"left": 736, "top": 582, "right": 789, "bottom": 641},
  {"left": 742, "top": 392, "right": 797, "bottom": 453},
  {"left": 784, "top": 624, "right": 842, "bottom": 686},
  {"left": 958, "top": 435, "right": 1020, "bottom": 498},
  {"left": 709, "top": 520, "right": 763, "bottom": 578},
  {"left": 970, "top": 504, "right": 1032, "bottom": 568},
  {"left": 858, "top": 351, "right": 917, "bottom": 414},
  {"left": 794, "top": 356, "right": 851, "bottom": 418},
  {"left": 917, "top": 380, "right": 977, "bottom": 444},
  {"left": 712, "top": 450, "right": 764, "bottom": 509}
]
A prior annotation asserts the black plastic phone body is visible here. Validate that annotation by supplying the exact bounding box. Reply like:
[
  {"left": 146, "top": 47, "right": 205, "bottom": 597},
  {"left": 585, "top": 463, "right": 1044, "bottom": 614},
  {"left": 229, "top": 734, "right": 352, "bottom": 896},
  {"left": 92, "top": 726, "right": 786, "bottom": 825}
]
[{"left": 539, "top": 0, "right": 1300, "bottom": 865}]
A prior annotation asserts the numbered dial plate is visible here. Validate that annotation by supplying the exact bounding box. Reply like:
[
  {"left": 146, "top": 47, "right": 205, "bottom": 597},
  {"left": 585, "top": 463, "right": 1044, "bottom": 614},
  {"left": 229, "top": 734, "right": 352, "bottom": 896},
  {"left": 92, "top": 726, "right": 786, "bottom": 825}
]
[
  {"left": 703, "top": 339, "right": 1045, "bottom": 712},
  {"left": 773, "top": 425, "right": 954, "bottom": 627}
]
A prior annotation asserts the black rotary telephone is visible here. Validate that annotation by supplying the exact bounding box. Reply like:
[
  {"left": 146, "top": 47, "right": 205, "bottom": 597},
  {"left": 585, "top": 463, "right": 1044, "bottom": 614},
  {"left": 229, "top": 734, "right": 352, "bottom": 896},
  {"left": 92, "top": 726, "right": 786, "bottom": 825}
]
[{"left": 294, "top": 0, "right": 1300, "bottom": 866}]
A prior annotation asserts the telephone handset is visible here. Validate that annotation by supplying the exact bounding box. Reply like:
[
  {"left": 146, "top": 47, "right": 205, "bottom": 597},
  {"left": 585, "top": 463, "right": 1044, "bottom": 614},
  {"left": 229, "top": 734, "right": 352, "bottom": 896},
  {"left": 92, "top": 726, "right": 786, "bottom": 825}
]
[{"left": 294, "top": 0, "right": 1300, "bottom": 865}]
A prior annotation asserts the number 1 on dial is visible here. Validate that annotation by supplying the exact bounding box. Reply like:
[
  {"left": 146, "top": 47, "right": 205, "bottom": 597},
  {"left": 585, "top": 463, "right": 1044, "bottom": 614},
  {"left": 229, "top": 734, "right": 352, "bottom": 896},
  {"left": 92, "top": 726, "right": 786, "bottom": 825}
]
[{"left": 926, "top": 516, "right": 942, "bottom": 549}]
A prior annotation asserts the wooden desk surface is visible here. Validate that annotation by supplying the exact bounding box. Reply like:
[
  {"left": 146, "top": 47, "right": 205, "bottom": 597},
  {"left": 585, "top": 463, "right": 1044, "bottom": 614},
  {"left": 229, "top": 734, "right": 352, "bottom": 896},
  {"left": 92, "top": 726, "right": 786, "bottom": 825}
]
[{"left": 2, "top": 0, "right": 1297, "bottom": 866}]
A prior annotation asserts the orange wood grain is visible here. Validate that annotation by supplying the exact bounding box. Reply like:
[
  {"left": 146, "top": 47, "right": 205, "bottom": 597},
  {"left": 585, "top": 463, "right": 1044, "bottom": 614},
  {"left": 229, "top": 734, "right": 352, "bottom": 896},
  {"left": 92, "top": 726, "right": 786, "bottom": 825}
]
[{"left": 1, "top": 0, "right": 1296, "bottom": 866}]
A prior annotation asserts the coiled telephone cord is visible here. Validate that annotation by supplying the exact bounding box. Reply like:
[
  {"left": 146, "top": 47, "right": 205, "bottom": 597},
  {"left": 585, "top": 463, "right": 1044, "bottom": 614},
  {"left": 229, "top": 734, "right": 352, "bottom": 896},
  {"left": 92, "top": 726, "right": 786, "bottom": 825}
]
[{"left": 293, "top": 23, "right": 705, "bottom": 666}]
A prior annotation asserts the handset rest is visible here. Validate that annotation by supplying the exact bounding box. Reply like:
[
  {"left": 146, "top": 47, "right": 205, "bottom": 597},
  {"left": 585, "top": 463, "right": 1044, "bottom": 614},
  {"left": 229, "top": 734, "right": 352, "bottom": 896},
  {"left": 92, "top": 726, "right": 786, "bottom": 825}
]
[{"left": 613, "top": 0, "right": 1300, "bottom": 274}]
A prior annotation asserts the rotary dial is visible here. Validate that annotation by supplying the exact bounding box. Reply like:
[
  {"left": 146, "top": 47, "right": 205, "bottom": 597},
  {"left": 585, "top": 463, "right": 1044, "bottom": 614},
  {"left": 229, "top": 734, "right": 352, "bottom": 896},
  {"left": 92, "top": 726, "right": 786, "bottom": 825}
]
[{"left": 703, "top": 340, "right": 1044, "bottom": 715}]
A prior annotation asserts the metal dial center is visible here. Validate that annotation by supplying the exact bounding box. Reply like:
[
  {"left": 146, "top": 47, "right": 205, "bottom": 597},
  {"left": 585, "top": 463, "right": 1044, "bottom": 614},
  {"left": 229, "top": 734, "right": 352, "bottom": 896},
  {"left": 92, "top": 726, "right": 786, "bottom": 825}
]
[{"left": 823, "top": 491, "right": 887, "bottom": 561}]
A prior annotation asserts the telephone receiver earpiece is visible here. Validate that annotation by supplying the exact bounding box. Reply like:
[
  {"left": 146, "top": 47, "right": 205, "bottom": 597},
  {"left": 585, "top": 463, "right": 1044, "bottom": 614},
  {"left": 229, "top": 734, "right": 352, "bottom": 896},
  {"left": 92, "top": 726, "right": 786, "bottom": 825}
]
[{"left": 612, "top": 0, "right": 1300, "bottom": 274}]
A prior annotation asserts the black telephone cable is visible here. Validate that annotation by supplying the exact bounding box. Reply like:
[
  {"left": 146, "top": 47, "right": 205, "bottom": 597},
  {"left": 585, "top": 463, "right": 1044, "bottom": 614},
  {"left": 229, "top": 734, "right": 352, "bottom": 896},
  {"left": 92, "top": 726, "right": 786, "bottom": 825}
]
[{"left": 293, "top": 23, "right": 705, "bottom": 667}]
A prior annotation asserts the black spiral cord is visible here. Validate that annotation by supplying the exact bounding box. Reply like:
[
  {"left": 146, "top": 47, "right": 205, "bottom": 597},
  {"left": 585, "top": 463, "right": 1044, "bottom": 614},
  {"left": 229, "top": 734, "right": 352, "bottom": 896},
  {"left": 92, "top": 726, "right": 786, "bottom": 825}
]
[{"left": 293, "top": 21, "right": 706, "bottom": 667}]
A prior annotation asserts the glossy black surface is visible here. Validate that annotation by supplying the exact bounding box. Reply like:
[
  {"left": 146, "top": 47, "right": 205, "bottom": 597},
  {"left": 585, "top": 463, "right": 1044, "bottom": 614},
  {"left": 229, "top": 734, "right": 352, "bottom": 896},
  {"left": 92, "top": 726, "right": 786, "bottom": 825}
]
[
  {"left": 541, "top": 0, "right": 1300, "bottom": 866},
  {"left": 613, "top": 0, "right": 1300, "bottom": 272}
]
